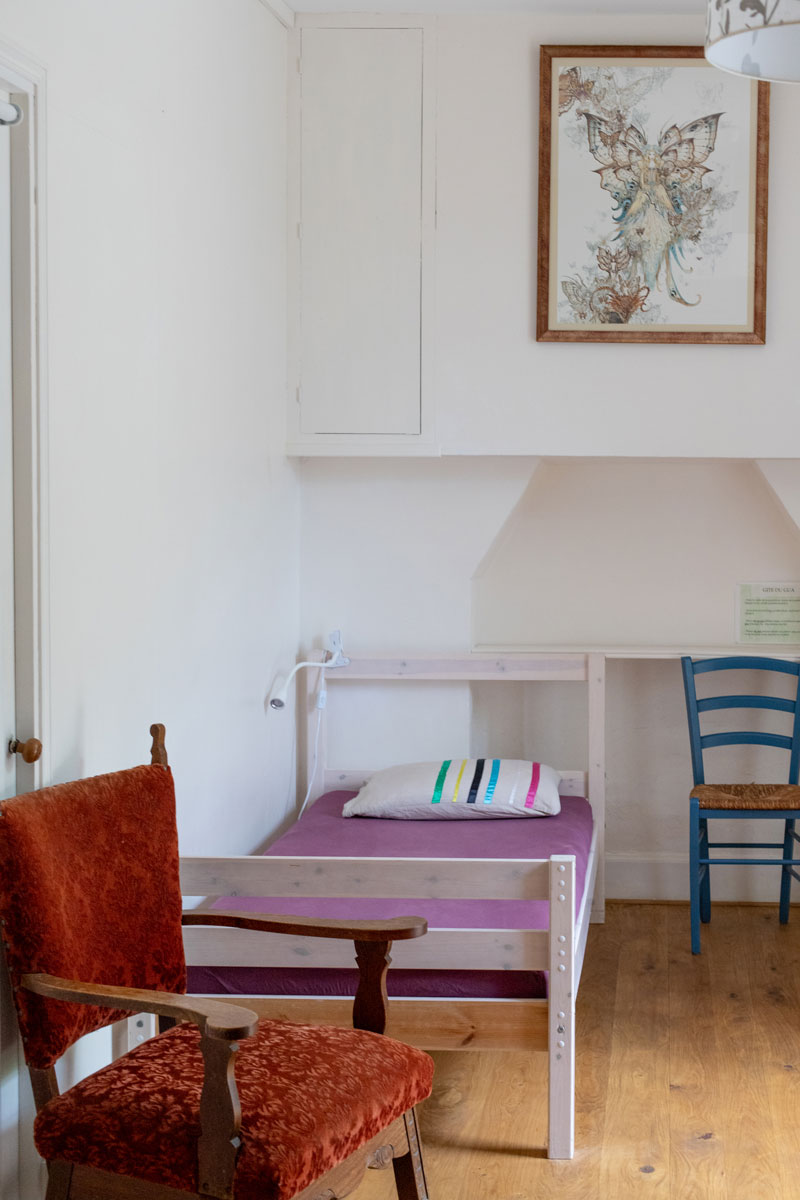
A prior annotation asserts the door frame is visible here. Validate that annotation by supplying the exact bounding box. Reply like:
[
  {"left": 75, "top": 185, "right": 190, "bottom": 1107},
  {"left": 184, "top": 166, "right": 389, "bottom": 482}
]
[
  {"left": 0, "top": 39, "right": 50, "bottom": 1200},
  {"left": 4, "top": 42, "right": 50, "bottom": 794}
]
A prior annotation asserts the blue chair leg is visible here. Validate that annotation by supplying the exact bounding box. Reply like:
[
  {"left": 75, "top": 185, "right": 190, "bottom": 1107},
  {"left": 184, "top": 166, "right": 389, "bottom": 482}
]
[
  {"left": 780, "top": 818, "right": 795, "bottom": 924},
  {"left": 699, "top": 817, "right": 711, "bottom": 923},
  {"left": 690, "top": 797, "right": 702, "bottom": 954}
]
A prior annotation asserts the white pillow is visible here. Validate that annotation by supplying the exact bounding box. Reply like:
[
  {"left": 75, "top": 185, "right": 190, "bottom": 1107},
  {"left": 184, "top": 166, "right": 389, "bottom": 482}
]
[{"left": 342, "top": 759, "right": 562, "bottom": 819}]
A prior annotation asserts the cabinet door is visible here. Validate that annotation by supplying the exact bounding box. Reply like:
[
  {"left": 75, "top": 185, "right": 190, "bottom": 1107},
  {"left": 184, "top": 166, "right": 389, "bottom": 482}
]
[{"left": 298, "top": 27, "right": 423, "bottom": 438}]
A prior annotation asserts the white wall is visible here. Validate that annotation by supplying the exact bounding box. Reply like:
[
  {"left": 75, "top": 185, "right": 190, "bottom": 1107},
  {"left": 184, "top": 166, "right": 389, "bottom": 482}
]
[
  {"left": 431, "top": 12, "right": 800, "bottom": 456},
  {"left": 0, "top": 5, "right": 296, "bottom": 1192},
  {"left": 1, "top": 0, "right": 299, "bottom": 854},
  {"left": 302, "top": 453, "right": 800, "bottom": 903},
  {"left": 474, "top": 459, "right": 800, "bottom": 649},
  {"left": 299, "top": 10, "right": 800, "bottom": 907},
  {"left": 300, "top": 454, "right": 800, "bottom": 905},
  {"left": 301, "top": 457, "right": 533, "bottom": 649}
]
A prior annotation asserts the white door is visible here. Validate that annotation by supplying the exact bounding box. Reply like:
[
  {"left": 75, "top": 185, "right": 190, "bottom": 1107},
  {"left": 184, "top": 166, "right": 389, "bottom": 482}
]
[
  {"left": 0, "top": 72, "right": 46, "bottom": 1200},
  {"left": 0, "top": 86, "right": 20, "bottom": 1200},
  {"left": 0, "top": 101, "right": 14, "bottom": 796}
]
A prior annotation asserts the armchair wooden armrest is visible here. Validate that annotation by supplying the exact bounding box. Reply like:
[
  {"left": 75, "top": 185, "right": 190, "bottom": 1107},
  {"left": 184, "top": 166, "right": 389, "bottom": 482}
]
[
  {"left": 181, "top": 910, "right": 427, "bottom": 940},
  {"left": 21, "top": 972, "right": 258, "bottom": 1040},
  {"left": 181, "top": 911, "right": 429, "bottom": 1037},
  {"left": 22, "top": 972, "right": 255, "bottom": 1197}
]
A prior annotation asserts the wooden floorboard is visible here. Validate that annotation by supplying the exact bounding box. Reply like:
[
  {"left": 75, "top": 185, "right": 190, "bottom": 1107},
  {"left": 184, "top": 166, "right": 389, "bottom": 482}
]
[
  {"left": 665, "top": 906, "right": 725, "bottom": 1200},
  {"left": 744, "top": 908, "right": 800, "bottom": 1198},
  {"left": 598, "top": 903, "right": 670, "bottom": 1195},
  {"left": 356, "top": 903, "right": 800, "bottom": 1199}
]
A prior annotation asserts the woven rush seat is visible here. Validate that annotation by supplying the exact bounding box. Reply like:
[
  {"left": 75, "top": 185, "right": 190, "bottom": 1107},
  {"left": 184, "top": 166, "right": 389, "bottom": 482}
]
[
  {"left": 690, "top": 783, "right": 800, "bottom": 810},
  {"left": 34, "top": 1018, "right": 433, "bottom": 1200}
]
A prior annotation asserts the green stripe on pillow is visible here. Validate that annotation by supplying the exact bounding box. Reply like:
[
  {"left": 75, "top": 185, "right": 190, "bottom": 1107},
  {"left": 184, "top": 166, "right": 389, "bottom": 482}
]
[{"left": 431, "top": 759, "right": 451, "bottom": 804}]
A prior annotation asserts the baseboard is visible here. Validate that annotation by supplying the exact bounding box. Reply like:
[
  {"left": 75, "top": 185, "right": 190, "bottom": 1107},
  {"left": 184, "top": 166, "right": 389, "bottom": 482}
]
[{"left": 606, "top": 851, "right": 796, "bottom": 903}]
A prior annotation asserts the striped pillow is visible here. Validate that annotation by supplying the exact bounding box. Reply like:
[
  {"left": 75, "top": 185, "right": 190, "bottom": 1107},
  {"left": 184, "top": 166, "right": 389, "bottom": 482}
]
[{"left": 341, "top": 759, "right": 561, "bottom": 819}]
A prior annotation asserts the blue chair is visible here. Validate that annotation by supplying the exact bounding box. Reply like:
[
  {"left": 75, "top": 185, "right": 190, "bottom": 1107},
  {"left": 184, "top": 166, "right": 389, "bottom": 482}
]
[{"left": 681, "top": 655, "right": 800, "bottom": 954}]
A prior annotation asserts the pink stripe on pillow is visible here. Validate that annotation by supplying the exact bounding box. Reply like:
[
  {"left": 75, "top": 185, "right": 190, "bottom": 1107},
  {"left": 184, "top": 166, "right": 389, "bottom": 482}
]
[{"left": 523, "top": 763, "right": 541, "bottom": 810}]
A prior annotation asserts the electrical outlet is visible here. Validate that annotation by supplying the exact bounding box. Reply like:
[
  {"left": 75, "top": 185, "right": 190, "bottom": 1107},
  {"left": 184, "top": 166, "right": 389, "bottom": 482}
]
[{"left": 127, "top": 1013, "right": 157, "bottom": 1051}]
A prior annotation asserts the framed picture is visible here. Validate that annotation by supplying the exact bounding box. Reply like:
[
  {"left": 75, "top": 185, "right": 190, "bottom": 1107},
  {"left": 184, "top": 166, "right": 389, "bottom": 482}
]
[{"left": 537, "top": 45, "right": 769, "bottom": 343}]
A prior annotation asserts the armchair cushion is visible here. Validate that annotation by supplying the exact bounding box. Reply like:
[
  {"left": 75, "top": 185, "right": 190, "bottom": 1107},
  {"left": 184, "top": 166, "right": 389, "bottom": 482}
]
[{"left": 34, "top": 1018, "right": 434, "bottom": 1200}]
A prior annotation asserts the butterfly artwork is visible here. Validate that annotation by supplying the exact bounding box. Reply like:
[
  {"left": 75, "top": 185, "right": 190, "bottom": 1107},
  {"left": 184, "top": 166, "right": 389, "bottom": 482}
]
[
  {"left": 581, "top": 110, "right": 722, "bottom": 308},
  {"left": 536, "top": 46, "right": 769, "bottom": 344},
  {"left": 558, "top": 67, "right": 595, "bottom": 116}
]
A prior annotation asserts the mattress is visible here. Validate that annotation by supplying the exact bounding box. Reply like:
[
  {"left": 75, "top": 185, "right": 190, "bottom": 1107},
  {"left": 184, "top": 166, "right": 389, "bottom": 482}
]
[{"left": 187, "top": 790, "right": 594, "bottom": 1001}]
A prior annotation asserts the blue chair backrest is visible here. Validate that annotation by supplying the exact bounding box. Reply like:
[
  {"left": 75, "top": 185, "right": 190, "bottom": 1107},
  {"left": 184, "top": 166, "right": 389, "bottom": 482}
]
[{"left": 681, "top": 656, "right": 800, "bottom": 787}]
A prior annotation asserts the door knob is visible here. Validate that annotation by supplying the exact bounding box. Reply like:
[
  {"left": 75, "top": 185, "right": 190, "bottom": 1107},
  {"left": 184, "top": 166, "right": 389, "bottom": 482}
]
[{"left": 8, "top": 737, "right": 43, "bottom": 764}]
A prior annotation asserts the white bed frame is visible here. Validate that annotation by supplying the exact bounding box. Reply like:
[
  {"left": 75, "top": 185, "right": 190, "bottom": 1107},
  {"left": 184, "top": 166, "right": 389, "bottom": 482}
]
[{"left": 180, "top": 653, "right": 606, "bottom": 1160}]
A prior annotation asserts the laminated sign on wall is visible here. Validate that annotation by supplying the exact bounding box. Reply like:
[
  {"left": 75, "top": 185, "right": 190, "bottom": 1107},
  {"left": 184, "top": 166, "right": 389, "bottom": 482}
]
[{"left": 737, "top": 583, "right": 800, "bottom": 644}]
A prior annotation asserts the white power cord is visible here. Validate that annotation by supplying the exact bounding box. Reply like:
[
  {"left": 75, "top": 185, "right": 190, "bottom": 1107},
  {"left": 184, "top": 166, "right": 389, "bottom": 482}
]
[
  {"left": 268, "top": 631, "right": 347, "bottom": 817},
  {"left": 268, "top": 630, "right": 349, "bottom": 710},
  {"left": 298, "top": 675, "right": 326, "bottom": 817}
]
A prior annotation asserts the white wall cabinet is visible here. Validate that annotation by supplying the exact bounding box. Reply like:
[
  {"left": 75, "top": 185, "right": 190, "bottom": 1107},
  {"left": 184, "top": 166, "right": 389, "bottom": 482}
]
[{"left": 288, "top": 18, "right": 436, "bottom": 456}]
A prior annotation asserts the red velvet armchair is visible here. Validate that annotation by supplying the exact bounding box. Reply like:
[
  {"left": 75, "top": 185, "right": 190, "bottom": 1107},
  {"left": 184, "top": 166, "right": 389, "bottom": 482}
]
[{"left": 0, "top": 726, "right": 433, "bottom": 1200}]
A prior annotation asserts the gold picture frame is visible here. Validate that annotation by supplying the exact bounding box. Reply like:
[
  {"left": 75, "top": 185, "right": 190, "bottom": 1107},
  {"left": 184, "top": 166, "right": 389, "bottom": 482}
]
[{"left": 536, "top": 45, "right": 769, "bottom": 344}]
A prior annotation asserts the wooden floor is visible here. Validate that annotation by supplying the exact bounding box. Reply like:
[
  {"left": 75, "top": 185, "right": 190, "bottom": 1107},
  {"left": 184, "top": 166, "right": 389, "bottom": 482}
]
[{"left": 359, "top": 903, "right": 800, "bottom": 1200}]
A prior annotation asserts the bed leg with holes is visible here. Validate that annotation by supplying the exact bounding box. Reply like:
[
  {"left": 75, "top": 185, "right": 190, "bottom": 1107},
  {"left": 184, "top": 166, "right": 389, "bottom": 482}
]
[{"left": 548, "top": 854, "right": 576, "bottom": 1159}]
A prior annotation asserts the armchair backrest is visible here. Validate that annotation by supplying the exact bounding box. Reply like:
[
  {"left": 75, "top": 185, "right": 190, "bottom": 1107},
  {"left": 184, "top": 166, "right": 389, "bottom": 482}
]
[
  {"left": 681, "top": 655, "right": 800, "bottom": 787},
  {"left": 0, "top": 764, "right": 186, "bottom": 1069}
]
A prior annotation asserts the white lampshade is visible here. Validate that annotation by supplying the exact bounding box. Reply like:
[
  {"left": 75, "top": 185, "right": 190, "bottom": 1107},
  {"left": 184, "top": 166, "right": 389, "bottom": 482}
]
[{"left": 706, "top": 0, "right": 800, "bottom": 82}]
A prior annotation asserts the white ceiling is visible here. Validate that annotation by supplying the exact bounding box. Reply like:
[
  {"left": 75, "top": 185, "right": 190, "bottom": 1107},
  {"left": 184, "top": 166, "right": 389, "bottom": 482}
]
[{"left": 296, "top": 0, "right": 700, "bottom": 16}]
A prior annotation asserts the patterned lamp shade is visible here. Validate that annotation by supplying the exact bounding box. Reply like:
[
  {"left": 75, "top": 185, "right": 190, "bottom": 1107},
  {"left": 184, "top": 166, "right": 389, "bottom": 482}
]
[{"left": 706, "top": 0, "right": 800, "bottom": 82}]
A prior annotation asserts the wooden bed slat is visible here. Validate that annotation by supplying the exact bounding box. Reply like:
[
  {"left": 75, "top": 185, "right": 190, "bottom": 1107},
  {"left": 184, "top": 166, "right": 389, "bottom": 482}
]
[
  {"left": 183, "top": 926, "right": 550, "bottom": 971},
  {"left": 323, "top": 768, "right": 589, "bottom": 796},
  {"left": 180, "top": 855, "right": 553, "bottom": 900},
  {"left": 203, "top": 995, "right": 549, "bottom": 1052},
  {"left": 327, "top": 654, "right": 589, "bottom": 682}
]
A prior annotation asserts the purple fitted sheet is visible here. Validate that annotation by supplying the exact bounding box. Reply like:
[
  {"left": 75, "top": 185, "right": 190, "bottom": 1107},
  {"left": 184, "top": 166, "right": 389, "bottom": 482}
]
[{"left": 187, "top": 791, "right": 593, "bottom": 1001}]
